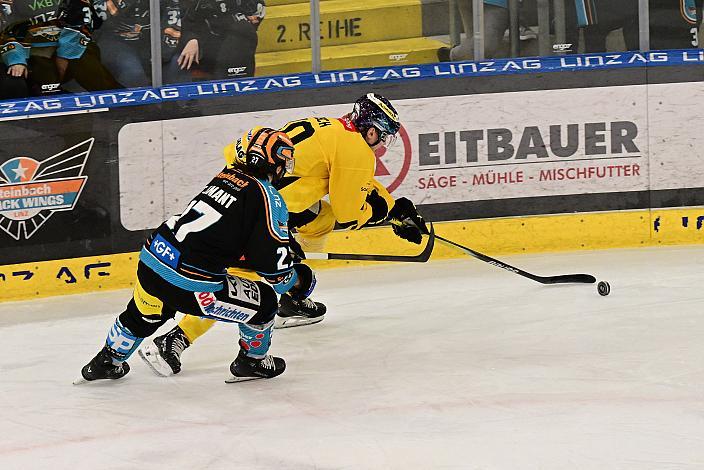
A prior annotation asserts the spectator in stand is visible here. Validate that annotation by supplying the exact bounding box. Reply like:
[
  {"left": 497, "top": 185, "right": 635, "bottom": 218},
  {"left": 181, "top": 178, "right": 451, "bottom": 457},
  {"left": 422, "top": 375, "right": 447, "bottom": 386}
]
[
  {"left": 565, "top": 0, "right": 702, "bottom": 53},
  {"left": 0, "top": 1, "right": 27, "bottom": 99},
  {"left": 166, "top": 0, "right": 264, "bottom": 83},
  {"left": 438, "top": 0, "right": 510, "bottom": 61},
  {"left": 93, "top": 0, "right": 182, "bottom": 88},
  {"left": 0, "top": 0, "right": 121, "bottom": 97},
  {"left": 437, "top": 0, "right": 544, "bottom": 61}
]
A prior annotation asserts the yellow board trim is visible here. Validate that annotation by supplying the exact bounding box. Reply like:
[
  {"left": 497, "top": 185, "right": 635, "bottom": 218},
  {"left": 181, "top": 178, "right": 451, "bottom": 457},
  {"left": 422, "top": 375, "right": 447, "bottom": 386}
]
[
  {"left": 3, "top": 208, "right": 704, "bottom": 302},
  {"left": 0, "top": 252, "right": 138, "bottom": 303},
  {"left": 256, "top": 37, "right": 445, "bottom": 76},
  {"left": 258, "top": 0, "right": 423, "bottom": 53}
]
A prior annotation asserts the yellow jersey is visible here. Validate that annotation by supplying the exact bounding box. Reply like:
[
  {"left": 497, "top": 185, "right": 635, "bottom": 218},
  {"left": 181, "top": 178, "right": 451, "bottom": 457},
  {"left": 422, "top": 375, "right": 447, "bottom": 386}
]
[{"left": 227, "top": 115, "right": 394, "bottom": 229}]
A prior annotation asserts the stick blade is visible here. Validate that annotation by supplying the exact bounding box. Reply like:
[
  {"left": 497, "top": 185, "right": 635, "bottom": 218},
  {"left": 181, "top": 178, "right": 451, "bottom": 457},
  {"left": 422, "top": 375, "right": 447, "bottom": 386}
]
[{"left": 537, "top": 274, "right": 597, "bottom": 284}]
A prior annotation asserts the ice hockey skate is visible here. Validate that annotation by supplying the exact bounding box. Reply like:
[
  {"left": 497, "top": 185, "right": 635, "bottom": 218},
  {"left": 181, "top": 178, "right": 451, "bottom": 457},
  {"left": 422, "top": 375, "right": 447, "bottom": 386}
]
[
  {"left": 74, "top": 347, "right": 130, "bottom": 384},
  {"left": 226, "top": 348, "right": 286, "bottom": 383},
  {"left": 274, "top": 293, "right": 327, "bottom": 329},
  {"left": 138, "top": 326, "right": 190, "bottom": 377}
]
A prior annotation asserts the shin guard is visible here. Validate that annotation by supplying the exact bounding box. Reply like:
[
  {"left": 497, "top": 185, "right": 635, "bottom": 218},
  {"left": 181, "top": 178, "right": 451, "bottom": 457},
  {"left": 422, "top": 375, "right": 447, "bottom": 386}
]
[
  {"left": 238, "top": 320, "right": 274, "bottom": 359},
  {"left": 105, "top": 318, "right": 144, "bottom": 362}
]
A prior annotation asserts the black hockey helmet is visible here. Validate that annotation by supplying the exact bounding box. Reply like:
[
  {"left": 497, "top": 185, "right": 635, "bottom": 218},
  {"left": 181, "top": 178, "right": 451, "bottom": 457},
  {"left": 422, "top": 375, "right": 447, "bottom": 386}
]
[
  {"left": 228, "top": 127, "right": 295, "bottom": 182},
  {"left": 350, "top": 93, "right": 401, "bottom": 147}
]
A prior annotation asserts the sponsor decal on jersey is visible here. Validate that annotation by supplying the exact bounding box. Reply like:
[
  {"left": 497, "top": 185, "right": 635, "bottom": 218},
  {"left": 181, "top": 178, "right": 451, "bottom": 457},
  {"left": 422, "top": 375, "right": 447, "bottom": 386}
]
[
  {"left": 30, "top": 25, "right": 62, "bottom": 42},
  {"left": 149, "top": 234, "right": 181, "bottom": 269},
  {"left": 0, "top": 138, "right": 92, "bottom": 240},
  {"left": 226, "top": 276, "right": 260, "bottom": 303},
  {"left": 195, "top": 291, "right": 254, "bottom": 322},
  {"left": 28, "top": 0, "right": 56, "bottom": 11}
]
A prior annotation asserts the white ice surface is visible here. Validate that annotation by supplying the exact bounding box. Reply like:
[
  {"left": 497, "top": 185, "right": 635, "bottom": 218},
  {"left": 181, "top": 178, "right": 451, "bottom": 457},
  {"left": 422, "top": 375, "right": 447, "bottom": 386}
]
[{"left": 1, "top": 247, "right": 704, "bottom": 470}]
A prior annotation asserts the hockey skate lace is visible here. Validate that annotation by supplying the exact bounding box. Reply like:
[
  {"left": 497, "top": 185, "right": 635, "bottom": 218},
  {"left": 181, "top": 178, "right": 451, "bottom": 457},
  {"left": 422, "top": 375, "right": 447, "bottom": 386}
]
[
  {"left": 299, "top": 297, "right": 318, "bottom": 310},
  {"left": 261, "top": 355, "right": 276, "bottom": 370},
  {"left": 170, "top": 335, "right": 188, "bottom": 355}
]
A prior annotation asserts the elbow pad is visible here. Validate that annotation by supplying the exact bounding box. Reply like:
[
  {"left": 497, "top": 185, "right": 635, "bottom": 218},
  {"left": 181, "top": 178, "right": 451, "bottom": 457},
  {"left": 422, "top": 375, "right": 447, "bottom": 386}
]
[
  {"left": 1, "top": 42, "right": 30, "bottom": 67},
  {"left": 56, "top": 28, "right": 89, "bottom": 60}
]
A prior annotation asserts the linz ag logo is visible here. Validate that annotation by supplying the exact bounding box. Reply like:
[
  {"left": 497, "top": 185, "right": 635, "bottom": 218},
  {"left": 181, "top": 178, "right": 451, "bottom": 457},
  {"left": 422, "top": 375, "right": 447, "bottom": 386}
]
[{"left": 0, "top": 138, "right": 92, "bottom": 240}]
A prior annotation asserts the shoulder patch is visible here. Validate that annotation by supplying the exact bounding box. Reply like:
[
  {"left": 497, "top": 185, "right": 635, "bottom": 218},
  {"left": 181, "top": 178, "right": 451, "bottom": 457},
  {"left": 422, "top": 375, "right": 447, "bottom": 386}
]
[
  {"left": 338, "top": 116, "right": 357, "bottom": 132},
  {"left": 254, "top": 178, "right": 289, "bottom": 241}
]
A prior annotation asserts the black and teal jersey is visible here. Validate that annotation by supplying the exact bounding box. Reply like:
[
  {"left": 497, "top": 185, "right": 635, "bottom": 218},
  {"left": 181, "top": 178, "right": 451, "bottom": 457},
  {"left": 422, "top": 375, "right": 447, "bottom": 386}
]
[
  {"left": 0, "top": 0, "right": 101, "bottom": 65},
  {"left": 140, "top": 167, "right": 297, "bottom": 294},
  {"left": 92, "top": 0, "right": 181, "bottom": 59}
]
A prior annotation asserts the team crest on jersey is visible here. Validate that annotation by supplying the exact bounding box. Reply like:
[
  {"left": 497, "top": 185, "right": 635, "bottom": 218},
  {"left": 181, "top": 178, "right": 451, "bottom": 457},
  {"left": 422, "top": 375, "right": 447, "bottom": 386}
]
[{"left": 0, "top": 138, "right": 92, "bottom": 240}]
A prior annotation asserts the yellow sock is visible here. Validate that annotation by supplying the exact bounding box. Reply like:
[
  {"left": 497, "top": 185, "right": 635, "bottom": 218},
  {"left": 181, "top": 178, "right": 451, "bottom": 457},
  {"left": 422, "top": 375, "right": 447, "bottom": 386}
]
[{"left": 178, "top": 315, "right": 217, "bottom": 344}]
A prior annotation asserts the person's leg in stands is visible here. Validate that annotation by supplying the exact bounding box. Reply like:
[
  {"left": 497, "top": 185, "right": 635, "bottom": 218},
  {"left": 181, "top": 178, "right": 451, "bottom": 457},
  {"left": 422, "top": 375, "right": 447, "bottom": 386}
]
[
  {"left": 66, "top": 42, "right": 123, "bottom": 91},
  {"left": 450, "top": 2, "right": 509, "bottom": 60},
  {"left": 26, "top": 56, "right": 62, "bottom": 95},
  {"left": 212, "top": 21, "right": 258, "bottom": 79},
  {"left": 96, "top": 35, "right": 150, "bottom": 88}
]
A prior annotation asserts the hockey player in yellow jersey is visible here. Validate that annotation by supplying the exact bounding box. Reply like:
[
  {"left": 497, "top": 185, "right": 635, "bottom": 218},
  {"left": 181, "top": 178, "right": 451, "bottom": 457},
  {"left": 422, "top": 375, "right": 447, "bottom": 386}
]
[{"left": 138, "top": 93, "right": 429, "bottom": 376}]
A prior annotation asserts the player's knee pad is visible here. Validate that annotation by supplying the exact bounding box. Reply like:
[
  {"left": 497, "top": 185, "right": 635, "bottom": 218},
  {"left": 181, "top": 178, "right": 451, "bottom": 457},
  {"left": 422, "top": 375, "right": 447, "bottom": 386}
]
[
  {"left": 247, "top": 281, "right": 278, "bottom": 326},
  {"left": 119, "top": 298, "right": 171, "bottom": 339}
]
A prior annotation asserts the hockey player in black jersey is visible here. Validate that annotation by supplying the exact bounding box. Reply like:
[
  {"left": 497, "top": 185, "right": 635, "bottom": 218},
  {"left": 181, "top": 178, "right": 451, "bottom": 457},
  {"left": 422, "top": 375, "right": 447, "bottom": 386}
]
[{"left": 76, "top": 127, "right": 316, "bottom": 383}]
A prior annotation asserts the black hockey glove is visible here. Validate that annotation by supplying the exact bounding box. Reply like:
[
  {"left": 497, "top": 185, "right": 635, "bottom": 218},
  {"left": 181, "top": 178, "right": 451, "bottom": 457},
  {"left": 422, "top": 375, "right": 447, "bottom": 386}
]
[
  {"left": 361, "top": 189, "right": 389, "bottom": 227},
  {"left": 288, "top": 263, "right": 316, "bottom": 300},
  {"left": 387, "top": 197, "right": 428, "bottom": 244}
]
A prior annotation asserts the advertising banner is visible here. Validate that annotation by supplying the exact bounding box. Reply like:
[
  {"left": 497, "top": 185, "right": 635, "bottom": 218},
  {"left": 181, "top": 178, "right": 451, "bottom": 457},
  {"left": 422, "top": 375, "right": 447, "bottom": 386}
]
[{"left": 118, "top": 85, "right": 655, "bottom": 231}]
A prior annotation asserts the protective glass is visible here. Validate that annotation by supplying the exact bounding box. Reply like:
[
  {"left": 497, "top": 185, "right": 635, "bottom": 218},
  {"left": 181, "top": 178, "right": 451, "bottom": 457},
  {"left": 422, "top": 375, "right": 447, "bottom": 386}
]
[
  {"left": 378, "top": 130, "right": 398, "bottom": 149},
  {"left": 277, "top": 145, "right": 295, "bottom": 174}
]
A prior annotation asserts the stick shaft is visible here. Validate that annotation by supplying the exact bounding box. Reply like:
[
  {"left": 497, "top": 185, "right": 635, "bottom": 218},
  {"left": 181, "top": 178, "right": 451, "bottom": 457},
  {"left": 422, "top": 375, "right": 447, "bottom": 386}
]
[
  {"left": 306, "top": 222, "right": 435, "bottom": 263},
  {"left": 436, "top": 235, "right": 595, "bottom": 284}
]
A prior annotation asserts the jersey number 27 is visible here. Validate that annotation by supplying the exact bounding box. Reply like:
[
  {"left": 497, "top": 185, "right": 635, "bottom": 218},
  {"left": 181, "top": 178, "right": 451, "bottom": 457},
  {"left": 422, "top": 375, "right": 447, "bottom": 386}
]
[{"left": 166, "top": 200, "right": 223, "bottom": 242}]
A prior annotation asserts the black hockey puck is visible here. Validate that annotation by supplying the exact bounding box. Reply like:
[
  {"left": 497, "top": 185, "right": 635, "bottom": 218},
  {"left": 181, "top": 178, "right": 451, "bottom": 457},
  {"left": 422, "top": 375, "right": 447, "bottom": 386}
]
[{"left": 597, "top": 281, "right": 611, "bottom": 296}]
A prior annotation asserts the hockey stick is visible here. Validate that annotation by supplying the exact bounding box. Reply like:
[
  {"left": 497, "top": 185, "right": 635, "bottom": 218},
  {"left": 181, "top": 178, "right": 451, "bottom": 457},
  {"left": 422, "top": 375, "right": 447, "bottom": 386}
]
[
  {"left": 436, "top": 234, "right": 596, "bottom": 284},
  {"left": 305, "top": 222, "right": 435, "bottom": 263}
]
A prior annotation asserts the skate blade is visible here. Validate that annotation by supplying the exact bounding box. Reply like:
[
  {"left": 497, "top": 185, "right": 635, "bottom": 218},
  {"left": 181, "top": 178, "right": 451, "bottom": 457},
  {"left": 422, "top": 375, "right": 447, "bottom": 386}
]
[
  {"left": 274, "top": 315, "right": 324, "bottom": 329},
  {"left": 225, "top": 375, "right": 266, "bottom": 384},
  {"left": 72, "top": 375, "right": 89, "bottom": 385},
  {"left": 138, "top": 345, "right": 174, "bottom": 377}
]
